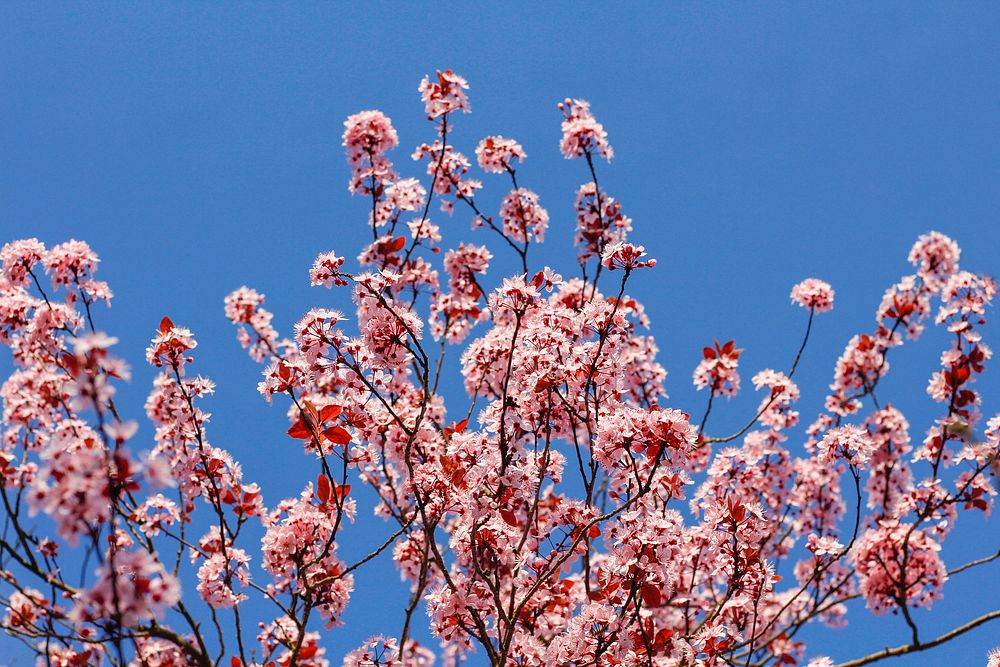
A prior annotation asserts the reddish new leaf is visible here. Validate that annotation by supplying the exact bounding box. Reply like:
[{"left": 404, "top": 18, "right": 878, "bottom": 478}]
[
  {"left": 444, "top": 418, "right": 469, "bottom": 437},
  {"left": 320, "top": 404, "right": 343, "bottom": 421},
  {"left": 317, "top": 474, "right": 332, "bottom": 504},
  {"left": 287, "top": 419, "right": 312, "bottom": 440},
  {"left": 640, "top": 583, "right": 661, "bottom": 608},
  {"left": 323, "top": 425, "right": 352, "bottom": 445}
]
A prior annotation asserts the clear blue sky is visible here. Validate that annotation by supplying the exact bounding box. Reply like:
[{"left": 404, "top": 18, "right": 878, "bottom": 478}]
[{"left": 2, "top": 3, "right": 999, "bottom": 665}]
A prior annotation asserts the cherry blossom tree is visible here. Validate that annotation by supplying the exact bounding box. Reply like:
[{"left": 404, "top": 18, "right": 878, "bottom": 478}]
[{"left": 1, "top": 69, "right": 998, "bottom": 667}]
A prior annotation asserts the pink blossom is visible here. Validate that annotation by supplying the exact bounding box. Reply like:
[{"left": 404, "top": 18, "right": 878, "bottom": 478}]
[
  {"left": 28, "top": 437, "right": 112, "bottom": 545},
  {"left": 499, "top": 188, "right": 549, "bottom": 243},
  {"left": 817, "top": 425, "right": 877, "bottom": 466},
  {"left": 146, "top": 319, "right": 198, "bottom": 371},
  {"left": 406, "top": 218, "right": 441, "bottom": 245},
  {"left": 310, "top": 251, "right": 349, "bottom": 287},
  {"left": 130, "top": 638, "right": 190, "bottom": 667},
  {"left": 384, "top": 177, "right": 426, "bottom": 214},
  {"left": 258, "top": 617, "right": 329, "bottom": 667},
  {"left": 0, "top": 238, "right": 46, "bottom": 286},
  {"left": 261, "top": 487, "right": 354, "bottom": 626},
  {"left": 938, "top": 270, "right": 996, "bottom": 328},
  {"left": 908, "top": 230, "right": 960, "bottom": 290},
  {"left": 693, "top": 339, "right": 742, "bottom": 398},
  {"left": 40, "top": 646, "right": 100, "bottom": 667},
  {"left": 852, "top": 521, "right": 947, "bottom": 614},
  {"left": 475, "top": 135, "right": 526, "bottom": 173},
  {"left": 343, "top": 110, "right": 399, "bottom": 158},
  {"left": 43, "top": 239, "right": 100, "bottom": 288},
  {"left": 132, "top": 493, "right": 180, "bottom": 537},
  {"left": 412, "top": 141, "right": 481, "bottom": 209},
  {"left": 224, "top": 287, "right": 283, "bottom": 362},
  {"left": 489, "top": 275, "right": 539, "bottom": 312},
  {"left": 558, "top": 98, "right": 613, "bottom": 160},
  {"left": 574, "top": 182, "right": 632, "bottom": 261},
  {"left": 594, "top": 407, "right": 696, "bottom": 472},
  {"left": 418, "top": 69, "right": 470, "bottom": 119},
  {"left": 600, "top": 242, "right": 656, "bottom": 271},
  {"left": 223, "top": 285, "right": 265, "bottom": 324},
  {"left": 342, "top": 636, "right": 402, "bottom": 667},
  {"left": 73, "top": 550, "right": 179, "bottom": 628},
  {"left": 4, "top": 588, "right": 47, "bottom": 629},
  {"left": 103, "top": 418, "right": 138, "bottom": 444},
  {"left": 752, "top": 368, "right": 800, "bottom": 430},
  {"left": 343, "top": 110, "right": 399, "bottom": 195},
  {"left": 806, "top": 533, "right": 844, "bottom": 558},
  {"left": 791, "top": 278, "right": 835, "bottom": 313},
  {"left": 196, "top": 547, "right": 251, "bottom": 608}
]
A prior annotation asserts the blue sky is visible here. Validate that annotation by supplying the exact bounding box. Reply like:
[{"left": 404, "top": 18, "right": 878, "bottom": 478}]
[{"left": 2, "top": 3, "right": 999, "bottom": 665}]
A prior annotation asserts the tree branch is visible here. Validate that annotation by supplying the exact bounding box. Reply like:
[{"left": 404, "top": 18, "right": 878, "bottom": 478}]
[{"left": 832, "top": 609, "right": 1000, "bottom": 667}]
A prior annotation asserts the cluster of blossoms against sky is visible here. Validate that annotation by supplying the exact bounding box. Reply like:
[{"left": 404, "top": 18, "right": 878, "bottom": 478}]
[{"left": 0, "top": 69, "right": 998, "bottom": 667}]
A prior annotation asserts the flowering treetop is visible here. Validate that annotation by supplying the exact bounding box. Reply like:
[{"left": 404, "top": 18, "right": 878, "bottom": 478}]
[{"left": 1, "top": 70, "right": 998, "bottom": 667}]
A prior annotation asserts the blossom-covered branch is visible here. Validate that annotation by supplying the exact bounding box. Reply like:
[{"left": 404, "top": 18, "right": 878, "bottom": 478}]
[{"left": 2, "top": 69, "right": 997, "bottom": 667}]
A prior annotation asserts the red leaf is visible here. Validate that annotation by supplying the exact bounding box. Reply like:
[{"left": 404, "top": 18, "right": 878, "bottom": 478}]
[
  {"left": 231, "top": 658, "right": 243, "bottom": 667},
  {"left": 729, "top": 500, "right": 747, "bottom": 523},
  {"left": 444, "top": 418, "right": 469, "bottom": 436},
  {"left": 320, "top": 404, "right": 343, "bottom": 421},
  {"left": 159, "top": 316, "right": 174, "bottom": 333},
  {"left": 317, "top": 474, "right": 332, "bottom": 504},
  {"left": 500, "top": 509, "right": 518, "bottom": 526},
  {"left": 302, "top": 400, "right": 320, "bottom": 424},
  {"left": 702, "top": 346, "right": 716, "bottom": 360},
  {"left": 287, "top": 419, "right": 311, "bottom": 440},
  {"left": 640, "top": 583, "right": 661, "bottom": 607},
  {"left": 440, "top": 455, "right": 466, "bottom": 488},
  {"left": 654, "top": 628, "right": 674, "bottom": 644},
  {"left": 390, "top": 236, "right": 406, "bottom": 252},
  {"left": 588, "top": 524, "right": 601, "bottom": 539},
  {"left": 323, "top": 425, "right": 352, "bottom": 445}
]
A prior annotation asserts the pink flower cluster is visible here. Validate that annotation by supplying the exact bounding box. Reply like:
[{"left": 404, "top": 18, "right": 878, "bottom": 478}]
[
  {"left": 475, "top": 135, "right": 525, "bottom": 173},
  {"left": 310, "top": 251, "right": 349, "bottom": 288},
  {"left": 600, "top": 241, "right": 656, "bottom": 271},
  {"left": 791, "top": 277, "right": 835, "bottom": 313},
  {"left": 71, "top": 550, "right": 180, "bottom": 628},
  {"left": 343, "top": 110, "right": 399, "bottom": 195},
  {"left": 558, "top": 98, "right": 613, "bottom": 160},
  {"left": 574, "top": 182, "right": 632, "bottom": 262},
  {"left": 498, "top": 188, "right": 549, "bottom": 243},
  {"left": 693, "top": 339, "right": 743, "bottom": 398},
  {"left": 817, "top": 424, "right": 877, "bottom": 466},
  {"left": 852, "top": 521, "right": 947, "bottom": 614},
  {"left": 261, "top": 487, "right": 354, "bottom": 627},
  {"left": 418, "top": 69, "right": 470, "bottom": 119}
]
